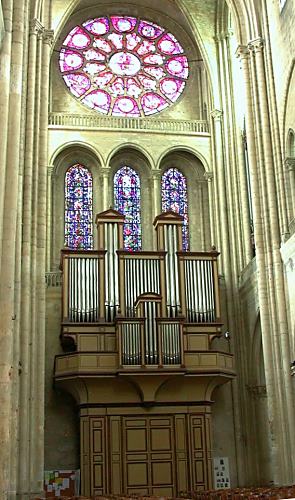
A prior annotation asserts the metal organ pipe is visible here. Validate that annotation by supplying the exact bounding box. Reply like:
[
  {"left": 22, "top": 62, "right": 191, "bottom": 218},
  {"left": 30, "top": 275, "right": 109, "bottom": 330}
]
[
  {"left": 67, "top": 256, "right": 99, "bottom": 322},
  {"left": 184, "top": 258, "right": 216, "bottom": 323},
  {"left": 164, "top": 224, "right": 180, "bottom": 317},
  {"left": 104, "top": 223, "right": 120, "bottom": 321},
  {"left": 124, "top": 258, "right": 160, "bottom": 316}
]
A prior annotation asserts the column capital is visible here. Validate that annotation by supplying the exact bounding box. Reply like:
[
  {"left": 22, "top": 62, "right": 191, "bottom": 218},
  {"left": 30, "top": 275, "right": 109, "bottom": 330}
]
[
  {"left": 43, "top": 29, "right": 54, "bottom": 46},
  {"left": 100, "top": 167, "right": 110, "bottom": 177},
  {"left": 151, "top": 170, "right": 162, "bottom": 181},
  {"left": 210, "top": 109, "right": 223, "bottom": 121},
  {"left": 29, "top": 18, "right": 44, "bottom": 36},
  {"left": 204, "top": 171, "right": 213, "bottom": 182},
  {"left": 235, "top": 44, "right": 250, "bottom": 60},
  {"left": 248, "top": 37, "right": 264, "bottom": 53},
  {"left": 285, "top": 157, "right": 295, "bottom": 171}
]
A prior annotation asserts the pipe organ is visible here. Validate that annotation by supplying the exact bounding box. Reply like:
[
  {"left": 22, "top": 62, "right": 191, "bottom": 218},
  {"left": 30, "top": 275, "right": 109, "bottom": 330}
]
[
  {"left": 60, "top": 210, "right": 220, "bottom": 366},
  {"left": 55, "top": 209, "right": 234, "bottom": 497}
]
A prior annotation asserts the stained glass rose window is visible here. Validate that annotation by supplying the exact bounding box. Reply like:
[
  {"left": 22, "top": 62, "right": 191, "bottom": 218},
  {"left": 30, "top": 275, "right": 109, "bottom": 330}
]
[{"left": 59, "top": 16, "right": 189, "bottom": 117}]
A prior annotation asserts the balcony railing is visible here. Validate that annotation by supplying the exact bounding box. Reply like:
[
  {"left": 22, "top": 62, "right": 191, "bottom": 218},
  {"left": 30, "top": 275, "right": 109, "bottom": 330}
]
[{"left": 49, "top": 113, "right": 210, "bottom": 135}]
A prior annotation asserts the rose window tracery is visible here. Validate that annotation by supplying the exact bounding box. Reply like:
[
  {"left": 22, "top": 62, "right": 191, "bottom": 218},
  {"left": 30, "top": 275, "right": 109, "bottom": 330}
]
[{"left": 59, "top": 16, "right": 189, "bottom": 117}]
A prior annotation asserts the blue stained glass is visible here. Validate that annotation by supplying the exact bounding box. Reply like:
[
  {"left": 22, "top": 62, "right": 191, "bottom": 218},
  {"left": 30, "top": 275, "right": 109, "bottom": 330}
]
[
  {"left": 161, "top": 168, "right": 189, "bottom": 250},
  {"left": 65, "top": 164, "right": 93, "bottom": 249},
  {"left": 114, "top": 166, "right": 141, "bottom": 251}
]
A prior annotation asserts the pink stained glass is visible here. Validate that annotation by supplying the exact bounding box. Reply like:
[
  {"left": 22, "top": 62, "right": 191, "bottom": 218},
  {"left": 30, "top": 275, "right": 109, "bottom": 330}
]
[
  {"left": 141, "top": 93, "right": 168, "bottom": 115},
  {"left": 138, "top": 75, "right": 157, "bottom": 90},
  {"left": 126, "top": 78, "right": 142, "bottom": 98},
  {"left": 144, "top": 66, "right": 165, "bottom": 80},
  {"left": 84, "top": 62, "right": 106, "bottom": 76},
  {"left": 160, "top": 78, "right": 185, "bottom": 102},
  {"left": 93, "top": 71, "right": 113, "bottom": 88},
  {"left": 59, "top": 15, "right": 189, "bottom": 117},
  {"left": 157, "top": 33, "right": 183, "bottom": 55},
  {"left": 83, "top": 17, "right": 109, "bottom": 35},
  {"left": 93, "top": 38, "right": 112, "bottom": 53},
  {"left": 112, "top": 97, "right": 140, "bottom": 117},
  {"left": 143, "top": 53, "right": 164, "bottom": 65},
  {"left": 63, "top": 26, "right": 91, "bottom": 49},
  {"left": 108, "top": 33, "right": 123, "bottom": 50},
  {"left": 126, "top": 33, "right": 141, "bottom": 51},
  {"left": 81, "top": 90, "right": 111, "bottom": 113},
  {"left": 138, "top": 20, "right": 164, "bottom": 39},
  {"left": 83, "top": 48, "right": 106, "bottom": 61},
  {"left": 166, "top": 56, "right": 189, "bottom": 78},
  {"left": 109, "top": 77, "right": 125, "bottom": 97},
  {"left": 111, "top": 16, "right": 137, "bottom": 33},
  {"left": 59, "top": 49, "right": 84, "bottom": 72},
  {"left": 63, "top": 74, "right": 90, "bottom": 97},
  {"left": 137, "top": 40, "right": 156, "bottom": 56}
]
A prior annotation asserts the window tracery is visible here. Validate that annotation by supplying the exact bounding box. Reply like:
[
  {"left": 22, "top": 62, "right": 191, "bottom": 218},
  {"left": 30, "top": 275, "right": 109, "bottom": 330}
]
[
  {"left": 64, "top": 164, "right": 93, "bottom": 249},
  {"left": 161, "top": 167, "right": 189, "bottom": 250},
  {"left": 59, "top": 16, "right": 189, "bottom": 117},
  {"left": 114, "top": 166, "right": 142, "bottom": 251}
]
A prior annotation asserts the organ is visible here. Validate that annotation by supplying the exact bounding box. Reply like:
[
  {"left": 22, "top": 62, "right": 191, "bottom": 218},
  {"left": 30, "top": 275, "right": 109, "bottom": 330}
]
[{"left": 54, "top": 209, "right": 235, "bottom": 496}]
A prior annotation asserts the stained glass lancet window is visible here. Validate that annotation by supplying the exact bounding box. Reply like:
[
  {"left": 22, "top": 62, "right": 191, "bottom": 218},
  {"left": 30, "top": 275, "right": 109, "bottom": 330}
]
[
  {"left": 65, "top": 164, "right": 93, "bottom": 249},
  {"left": 114, "top": 166, "right": 141, "bottom": 251},
  {"left": 161, "top": 168, "right": 189, "bottom": 250},
  {"left": 59, "top": 16, "right": 189, "bottom": 117}
]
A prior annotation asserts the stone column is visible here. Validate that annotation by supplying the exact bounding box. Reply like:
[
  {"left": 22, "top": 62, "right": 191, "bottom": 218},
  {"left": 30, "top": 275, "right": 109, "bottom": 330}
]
[
  {"left": 0, "top": 0, "right": 13, "bottom": 256},
  {"left": 204, "top": 172, "right": 215, "bottom": 247},
  {"left": 0, "top": 0, "right": 26, "bottom": 496},
  {"left": 285, "top": 158, "right": 295, "bottom": 218},
  {"left": 249, "top": 42, "right": 295, "bottom": 477},
  {"left": 18, "top": 20, "right": 44, "bottom": 497},
  {"left": 34, "top": 28, "right": 54, "bottom": 496},
  {"left": 101, "top": 167, "right": 110, "bottom": 210},
  {"left": 211, "top": 108, "right": 246, "bottom": 484},
  {"left": 151, "top": 170, "right": 161, "bottom": 249},
  {"left": 46, "top": 165, "right": 54, "bottom": 270}
]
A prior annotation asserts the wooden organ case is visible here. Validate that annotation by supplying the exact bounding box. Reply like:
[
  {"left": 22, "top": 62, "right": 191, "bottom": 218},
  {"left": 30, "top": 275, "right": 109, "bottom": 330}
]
[{"left": 54, "top": 209, "right": 235, "bottom": 497}]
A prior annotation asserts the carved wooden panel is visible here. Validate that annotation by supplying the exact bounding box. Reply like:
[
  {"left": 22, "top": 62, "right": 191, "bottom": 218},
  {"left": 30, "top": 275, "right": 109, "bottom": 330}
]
[
  {"left": 80, "top": 411, "right": 212, "bottom": 496},
  {"left": 189, "top": 414, "right": 211, "bottom": 491},
  {"left": 123, "top": 416, "right": 175, "bottom": 496}
]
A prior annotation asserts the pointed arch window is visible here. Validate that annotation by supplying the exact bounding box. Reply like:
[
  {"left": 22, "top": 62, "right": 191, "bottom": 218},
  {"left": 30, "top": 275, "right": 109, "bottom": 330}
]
[
  {"left": 65, "top": 164, "right": 93, "bottom": 249},
  {"left": 161, "top": 167, "right": 189, "bottom": 250},
  {"left": 114, "top": 166, "right": 141, "bottom": 251}
]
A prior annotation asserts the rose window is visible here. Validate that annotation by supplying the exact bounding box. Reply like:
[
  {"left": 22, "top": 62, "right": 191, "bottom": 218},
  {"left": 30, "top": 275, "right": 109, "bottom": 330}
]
[{"left": 59, "top": 16, "right": 189, "bottom": 117}]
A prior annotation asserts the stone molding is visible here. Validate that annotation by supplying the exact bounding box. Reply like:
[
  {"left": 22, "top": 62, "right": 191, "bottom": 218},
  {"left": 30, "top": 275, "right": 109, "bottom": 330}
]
[
  {"left": 204, "top": 171, "right": 213, "bottom": 182},
  {"left": 285, "top": 157, "right": 295, "bottom": 171},
  {"left": 49, "top": 113, "right": 210, "bottom": 135}
]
